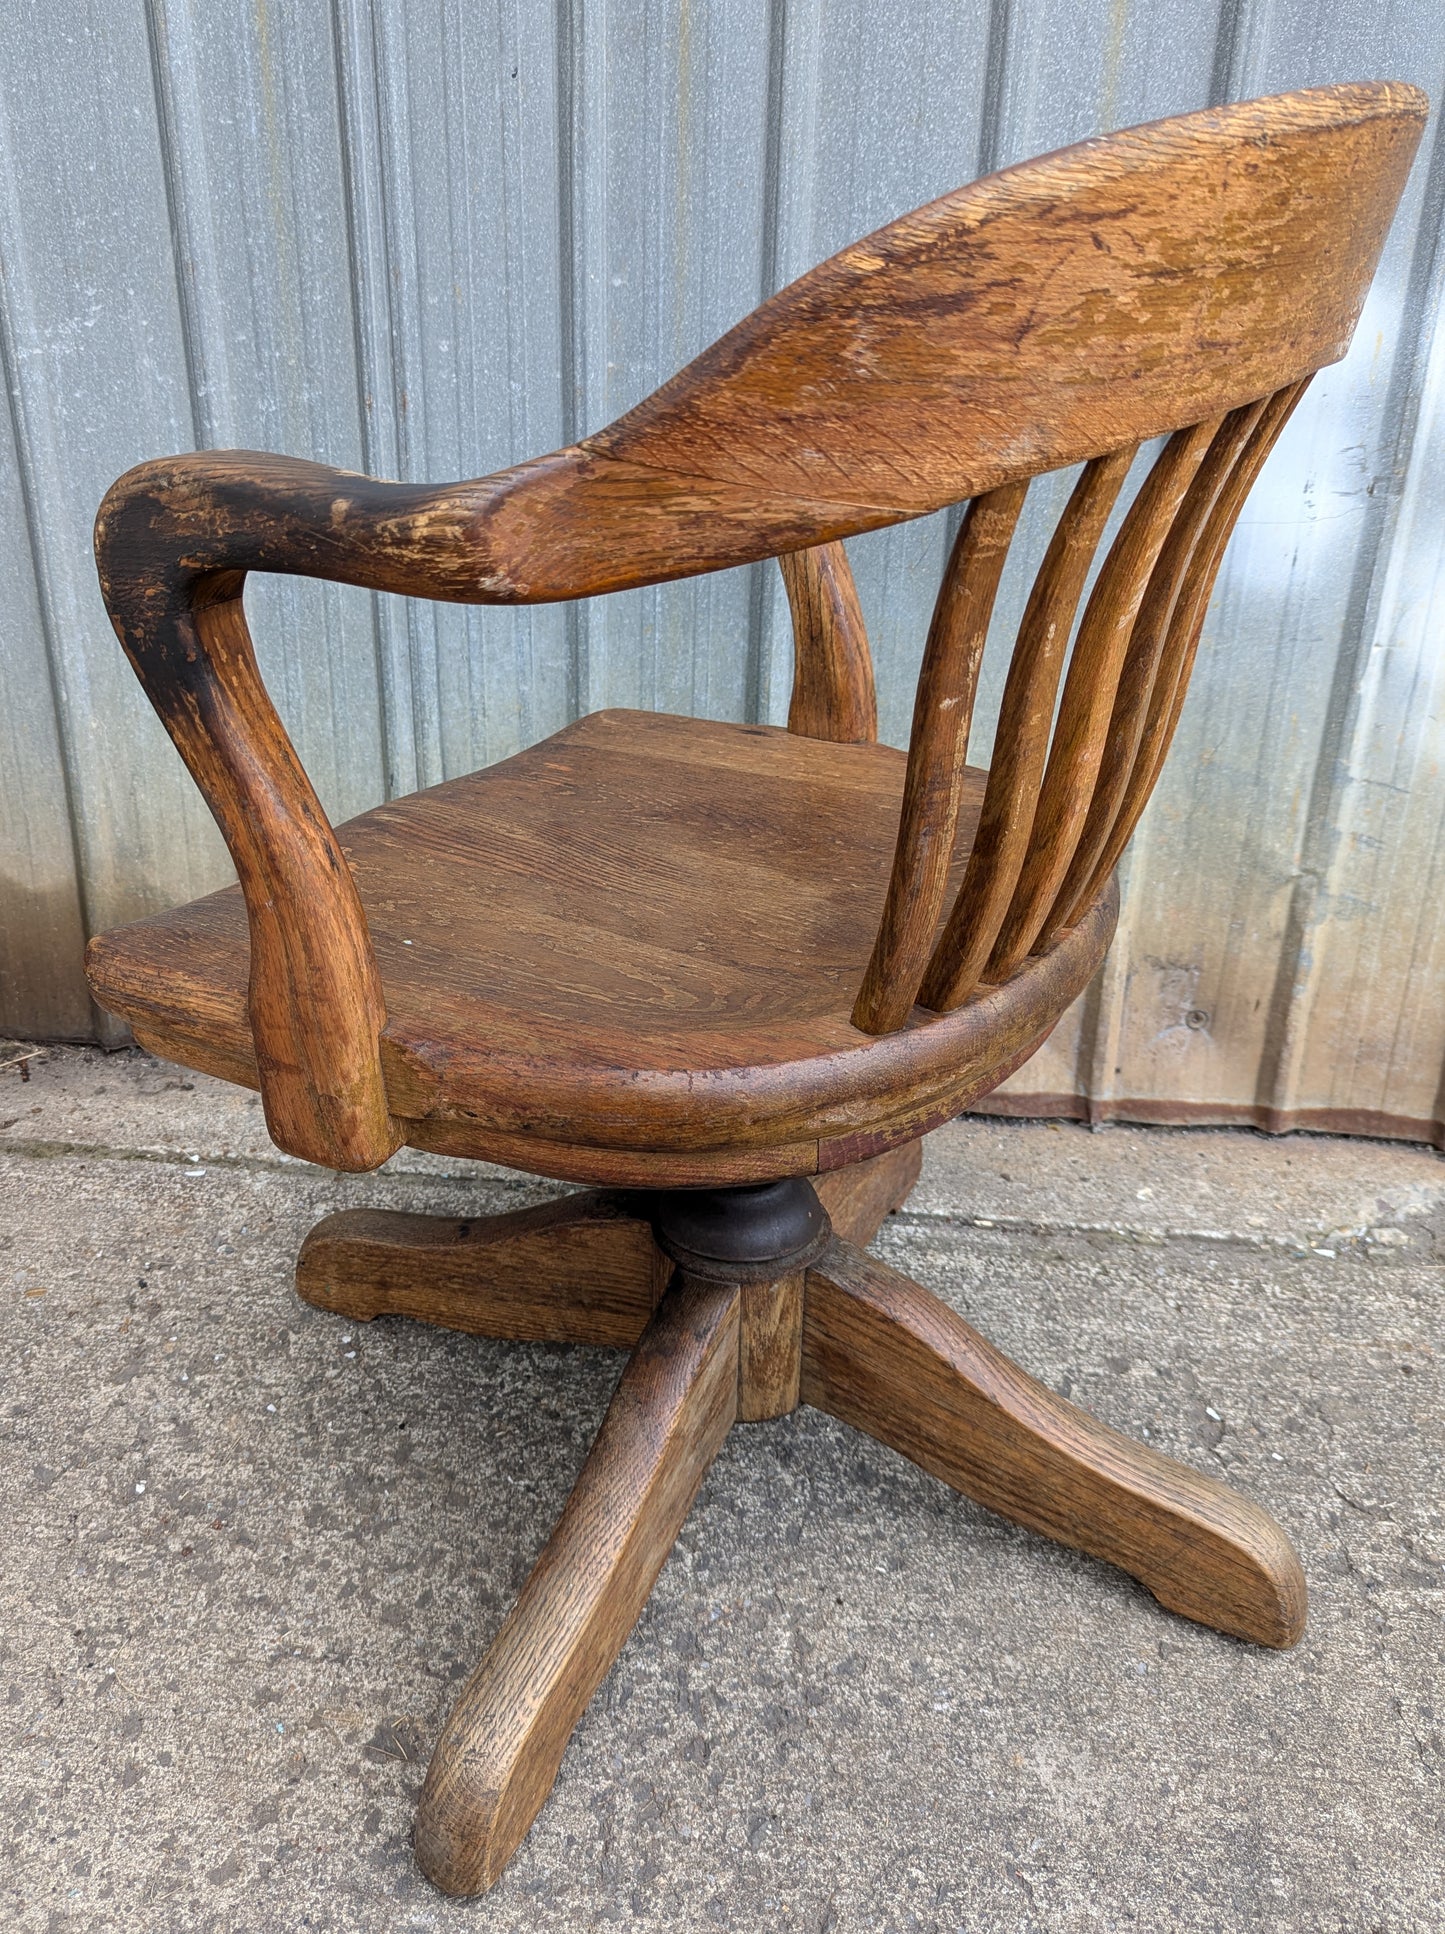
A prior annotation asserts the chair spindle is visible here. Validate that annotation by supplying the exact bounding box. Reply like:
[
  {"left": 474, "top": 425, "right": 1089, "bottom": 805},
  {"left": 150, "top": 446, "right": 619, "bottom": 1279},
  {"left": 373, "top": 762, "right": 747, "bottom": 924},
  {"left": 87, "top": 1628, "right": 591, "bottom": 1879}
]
[
  {"left": 780, "top": 541, "right": 877, "bottom": 743},
  {"left": 1037, "top": 398, "right": 1272, "bottom": 944},
  {"left": 893, "top": 380, "right": 1309, "bottom": 1027},
  {"left": 984, "top": 417, "right": 1223, "bottom": 981},
  {"left": 915, "top": 447, "right": 1136, "bottom": 1015},
  {"left": 852, "top": 481, "right": 1029, "bottom": 1034},
  {"left": 1052, "top": 378, "right": 1310, "bottom": 932}
]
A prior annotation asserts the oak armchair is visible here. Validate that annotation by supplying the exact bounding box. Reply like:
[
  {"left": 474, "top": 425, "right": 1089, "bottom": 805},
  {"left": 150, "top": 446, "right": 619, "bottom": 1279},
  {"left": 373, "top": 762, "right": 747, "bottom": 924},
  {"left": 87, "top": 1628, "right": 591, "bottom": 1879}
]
[{"left": 85, "top": 83, "right": 1425, "bottom": 1896}]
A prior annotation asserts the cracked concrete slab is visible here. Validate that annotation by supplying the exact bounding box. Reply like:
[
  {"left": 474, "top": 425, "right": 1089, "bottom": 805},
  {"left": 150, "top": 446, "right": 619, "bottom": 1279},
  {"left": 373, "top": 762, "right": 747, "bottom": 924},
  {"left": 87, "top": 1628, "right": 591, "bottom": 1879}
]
[{"left": 1, "top": 1046, "right": 1442, "bottom": 1931}]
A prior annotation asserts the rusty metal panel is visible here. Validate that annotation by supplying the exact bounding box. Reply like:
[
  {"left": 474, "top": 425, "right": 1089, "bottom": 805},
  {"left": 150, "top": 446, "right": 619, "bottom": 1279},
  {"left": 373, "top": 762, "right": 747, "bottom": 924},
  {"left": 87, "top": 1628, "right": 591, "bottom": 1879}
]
[{"left": 0, "top": 0, "right": 1442, "bottom": 1146}]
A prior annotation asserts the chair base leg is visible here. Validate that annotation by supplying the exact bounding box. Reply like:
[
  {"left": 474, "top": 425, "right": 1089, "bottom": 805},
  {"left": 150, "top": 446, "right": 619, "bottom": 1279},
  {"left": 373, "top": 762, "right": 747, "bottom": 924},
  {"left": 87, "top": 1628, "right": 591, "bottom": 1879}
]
[
  {"left": 289, "top": 1136, "right": 1306, "bottom": 1897},
  {"left": 414, "top": 1277, "right": 740, "bottom": 1896},
  {"left": 294, "top": 1140, "right": 923, "bottom": 1351},
  {"left": 801, "top": 1238, "right": 1306, "bottom": 1649},
  {"left": 296, "top": 1189, "right": 671, "bottom": 1349}
]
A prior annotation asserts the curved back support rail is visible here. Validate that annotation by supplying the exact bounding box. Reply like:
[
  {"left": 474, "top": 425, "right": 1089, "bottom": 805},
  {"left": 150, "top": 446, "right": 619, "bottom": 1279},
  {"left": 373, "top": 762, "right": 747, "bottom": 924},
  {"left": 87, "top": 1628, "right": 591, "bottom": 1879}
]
[{"left": 93, "top": 83, "right": 1425, "bottom": 1166}]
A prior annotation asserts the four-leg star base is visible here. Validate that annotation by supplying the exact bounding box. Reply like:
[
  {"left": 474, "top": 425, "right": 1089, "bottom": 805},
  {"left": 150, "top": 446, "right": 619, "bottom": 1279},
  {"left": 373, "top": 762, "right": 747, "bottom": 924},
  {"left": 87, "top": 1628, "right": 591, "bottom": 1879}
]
[{"left": 294, "top": 1141, "right": 1306, "bottom": 1898}]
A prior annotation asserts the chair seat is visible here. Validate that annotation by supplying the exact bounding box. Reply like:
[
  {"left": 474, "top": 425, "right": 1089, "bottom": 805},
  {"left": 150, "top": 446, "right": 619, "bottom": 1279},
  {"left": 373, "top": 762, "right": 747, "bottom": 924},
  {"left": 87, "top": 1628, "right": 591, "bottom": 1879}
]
[{"left": 87, "top": 710, "right": 1115, "bottom": 1186}]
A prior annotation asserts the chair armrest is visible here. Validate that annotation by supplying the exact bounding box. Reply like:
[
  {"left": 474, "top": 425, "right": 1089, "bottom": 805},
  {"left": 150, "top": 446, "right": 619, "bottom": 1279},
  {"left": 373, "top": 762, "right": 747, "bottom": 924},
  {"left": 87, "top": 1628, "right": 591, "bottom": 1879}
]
[
  {"left": 92, "top": 446, "right": 881, "bottom": 1168},
  {"left": 92, "top": 450, "right": 501, "bottom": 1171}
]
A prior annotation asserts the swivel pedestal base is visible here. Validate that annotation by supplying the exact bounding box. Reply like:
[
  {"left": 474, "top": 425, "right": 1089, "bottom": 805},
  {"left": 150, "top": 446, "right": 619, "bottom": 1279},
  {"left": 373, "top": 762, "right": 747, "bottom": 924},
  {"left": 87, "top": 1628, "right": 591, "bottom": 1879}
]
[{"left": 294, "top": 1142, "right": 1306, "bottom": 1898}]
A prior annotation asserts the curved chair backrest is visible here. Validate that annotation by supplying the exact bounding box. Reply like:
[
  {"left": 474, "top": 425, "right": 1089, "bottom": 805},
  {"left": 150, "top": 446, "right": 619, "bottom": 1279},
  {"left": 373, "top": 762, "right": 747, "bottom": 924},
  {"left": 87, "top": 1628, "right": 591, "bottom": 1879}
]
[
  {"left": 93, "top": 82, "right": 1426, "bottom": 1170},
  {"left": 509, "top": 80, "right": 1418, "bottom": 1035},
  {"left": 475, "top": 81, "right": 1424, "bottom": 597}
]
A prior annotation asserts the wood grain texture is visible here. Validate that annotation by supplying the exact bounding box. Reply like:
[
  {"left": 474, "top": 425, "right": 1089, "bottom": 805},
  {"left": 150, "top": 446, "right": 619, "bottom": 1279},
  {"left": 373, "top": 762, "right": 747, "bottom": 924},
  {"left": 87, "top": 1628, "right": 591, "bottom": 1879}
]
[
  {"left": 986, "top": 418, "right": 1220, "bottom": 978},
  {"left": 811, "top": 1138, "right": 923, "bottom": 1244},
  {"left": 90, "top": 711, "right": 1117, "bottom": 1185},
  {"left": 120, "top": 882, "right": 1113, "bottom": 1191},
  {"left": 295, "top": 1192, "right": 669, "bottom": 1349},
  {"left": 779, "top": 541, "right": 877, "bottom": 743},
  {"left": 801, "top": 1240, "right": 1307, "bottom": 1648},
  {"left": 93, "top": 88, "right": 1425, "bottom": 605},
  {"left": 414, "top": 1276, "right": 739, "bottom": 1896},
  {"left": 82, "top": 590, "right": 400, "bottom": 1171},
  {"left": 1039, "top": 399, "right": 1271, "bottom": 942},
  {"left": 735, "top": 1269, "right": 805, "bottom": 1420},
  {"left": 918, "top": 450, "right": 1134, "bottom": 1013},
  {"left": 853, "top": 482, "right": 1028, "bottom": 1034},
  {"left": 589, "top": 86, "right": 1423, "bottom": 554},
  {"left": 288, "top": 1142, "right": 923, "bottom": 1361},
  {"left": 73, "top": 84, "right": 1429, "bottom": 1907},
  {"left": 88, "top": 86, "right": 1422, "bottom": 1182},
  {"left": 1062, "top": 379, "right": 1311, "bottom": 927},
  {"left": 1136, "top": 385, "right": 1312, "bottom": 805},
  {"left": 290, "top": 1143, "right": 922, "bottom": 1362}
]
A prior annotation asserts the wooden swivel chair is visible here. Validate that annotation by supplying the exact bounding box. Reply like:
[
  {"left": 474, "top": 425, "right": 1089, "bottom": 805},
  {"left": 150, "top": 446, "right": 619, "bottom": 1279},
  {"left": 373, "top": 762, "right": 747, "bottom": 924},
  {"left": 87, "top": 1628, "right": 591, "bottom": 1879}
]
[{"left": 85, "top": 83, "right": 1424, "bottom": 1896}]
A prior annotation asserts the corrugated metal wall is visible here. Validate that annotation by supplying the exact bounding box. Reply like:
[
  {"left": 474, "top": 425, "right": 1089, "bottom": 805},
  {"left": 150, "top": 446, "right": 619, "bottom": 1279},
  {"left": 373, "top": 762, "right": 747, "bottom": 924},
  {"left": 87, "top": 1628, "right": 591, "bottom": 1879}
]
[{"left": 2, "top": 2, "right": 1443, "bottom": 1143}]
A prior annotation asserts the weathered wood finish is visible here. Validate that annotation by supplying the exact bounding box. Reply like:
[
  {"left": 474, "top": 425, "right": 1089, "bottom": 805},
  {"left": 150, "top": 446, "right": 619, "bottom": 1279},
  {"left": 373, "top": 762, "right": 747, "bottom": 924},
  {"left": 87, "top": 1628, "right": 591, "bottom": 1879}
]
[
  {"left": 918, "top": 450, "right": 1134, "bottom": 1013},
  {"left": 414, "top": 1276, "right": 740, "bottom": 1896},
  {"left": 83, "top": 589, "right": 402, "bottom": 1171},
  {"left": 284, "top": 1145, "right": 1305, "bottom": 1891},
  {"left": 779, "top": 541, "right": 877, "bottom": 744},
  {"left": 290, "top": 1143, "right": 921, "bottom": 1361},
  {"left": 78, "top": 85, "right": 1423, "bottom": 1901},
  {"left": 88, "top": 710, "right": 1119, "bottom": 1187},
  {"left": 1049, "top": 380, "right": 1310, "bottom": 937},
  {"left": 588, "top": 85, "right": 1422, "bottom": 551},
  {"left": 735, "top": 1269, "right": 806, "bottom": 1420},
  {"left": 295, "top": 1192, "right": 670, "bottom": 1349},
  {"left": 905, "top": 379, "right": 1308, "bottom": 1027},
  {"left": 812, "top": 1138, "right": 923, "bottom": 1243},
  {"left": 801, "top": 1241, "right": 1307, "bottom": 1648},
  {"left": 985, "top": 418, "right": 1221, "bottom": 979},
  {"left": 89, "top": 87, "right": 1424, "bottom": 1174},
  {"left": 1040, "top": 399, "right": 1272, "bottom": 940},
  {"left": 853, "top": 482, "right": 1028, "bottom": 1034}
]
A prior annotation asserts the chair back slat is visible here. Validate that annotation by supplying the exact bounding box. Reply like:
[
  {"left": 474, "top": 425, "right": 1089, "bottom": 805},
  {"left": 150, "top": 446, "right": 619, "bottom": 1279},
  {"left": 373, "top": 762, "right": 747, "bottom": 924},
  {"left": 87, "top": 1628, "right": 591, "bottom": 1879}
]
[
  {"left": 1038, "top": 398, "right": 1272, "bottom": 940},
  {"left": 891, "top": 380, "right": 1311, "bottom": 1028},
  {"left": 983, "top": 416, "right": 1222, "bottom": 982},
  {"left": 851, "top": 480, "right": 1029, "bottom": 1033},
  {"left": 913, "top": 448, "right": 1135, "bottom": 1017},
  {"left": 779, "top": 542, "right": 877, "bottom": 743},
  {"left": 1048, "top": 378, "right": 1310, "bottom": 934}
]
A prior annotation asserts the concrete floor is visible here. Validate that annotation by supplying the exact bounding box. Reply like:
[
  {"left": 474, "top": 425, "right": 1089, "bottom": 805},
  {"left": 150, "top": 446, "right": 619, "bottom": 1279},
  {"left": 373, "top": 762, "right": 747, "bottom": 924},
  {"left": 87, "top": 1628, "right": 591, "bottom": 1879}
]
[{"left": 2, "top": 1043, "right": 1441, "bottom": 1932}]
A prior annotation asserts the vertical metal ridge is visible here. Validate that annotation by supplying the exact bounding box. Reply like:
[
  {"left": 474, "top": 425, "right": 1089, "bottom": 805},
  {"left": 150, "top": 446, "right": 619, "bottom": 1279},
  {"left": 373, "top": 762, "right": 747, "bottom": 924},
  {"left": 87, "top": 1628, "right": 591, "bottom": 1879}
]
[
  {"left": 330, "top": 0, "right": 419, "bottom": 797},
  {"left": 366, "top": 9, "right": 444, "bottom": 786},
  {"left": 757, "top": 0, "right": 789, "bottom": 307},
  {"left": 0, "top": 168, "right": 95, "bottom": 1018},
  {"left": 934, "top": 0, "right": 1014, "bottom": 561},
  {"left": 976, "top": 0, "right": 1014, "bottom": 177},
  {"left": 555, "top": 0, "right": 588, "bottom": 722},
  {"left": 743, "top": 0, "right": 792, "bottom": 727},
  {"left": 1078, "top": 846, "right": 1135, "bottom": 1118},
  {"left": 141, "top": 0, "right": 215, "bottom": 449},
  {"left": 1208, "top": 0, "right": 1248, "bottom": 107},
  {"left": 328, "top": 0, "right": 398, "bottom": 797},
  {"left": 330, "top": 0, "right": 401, "bottom": 478}
]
